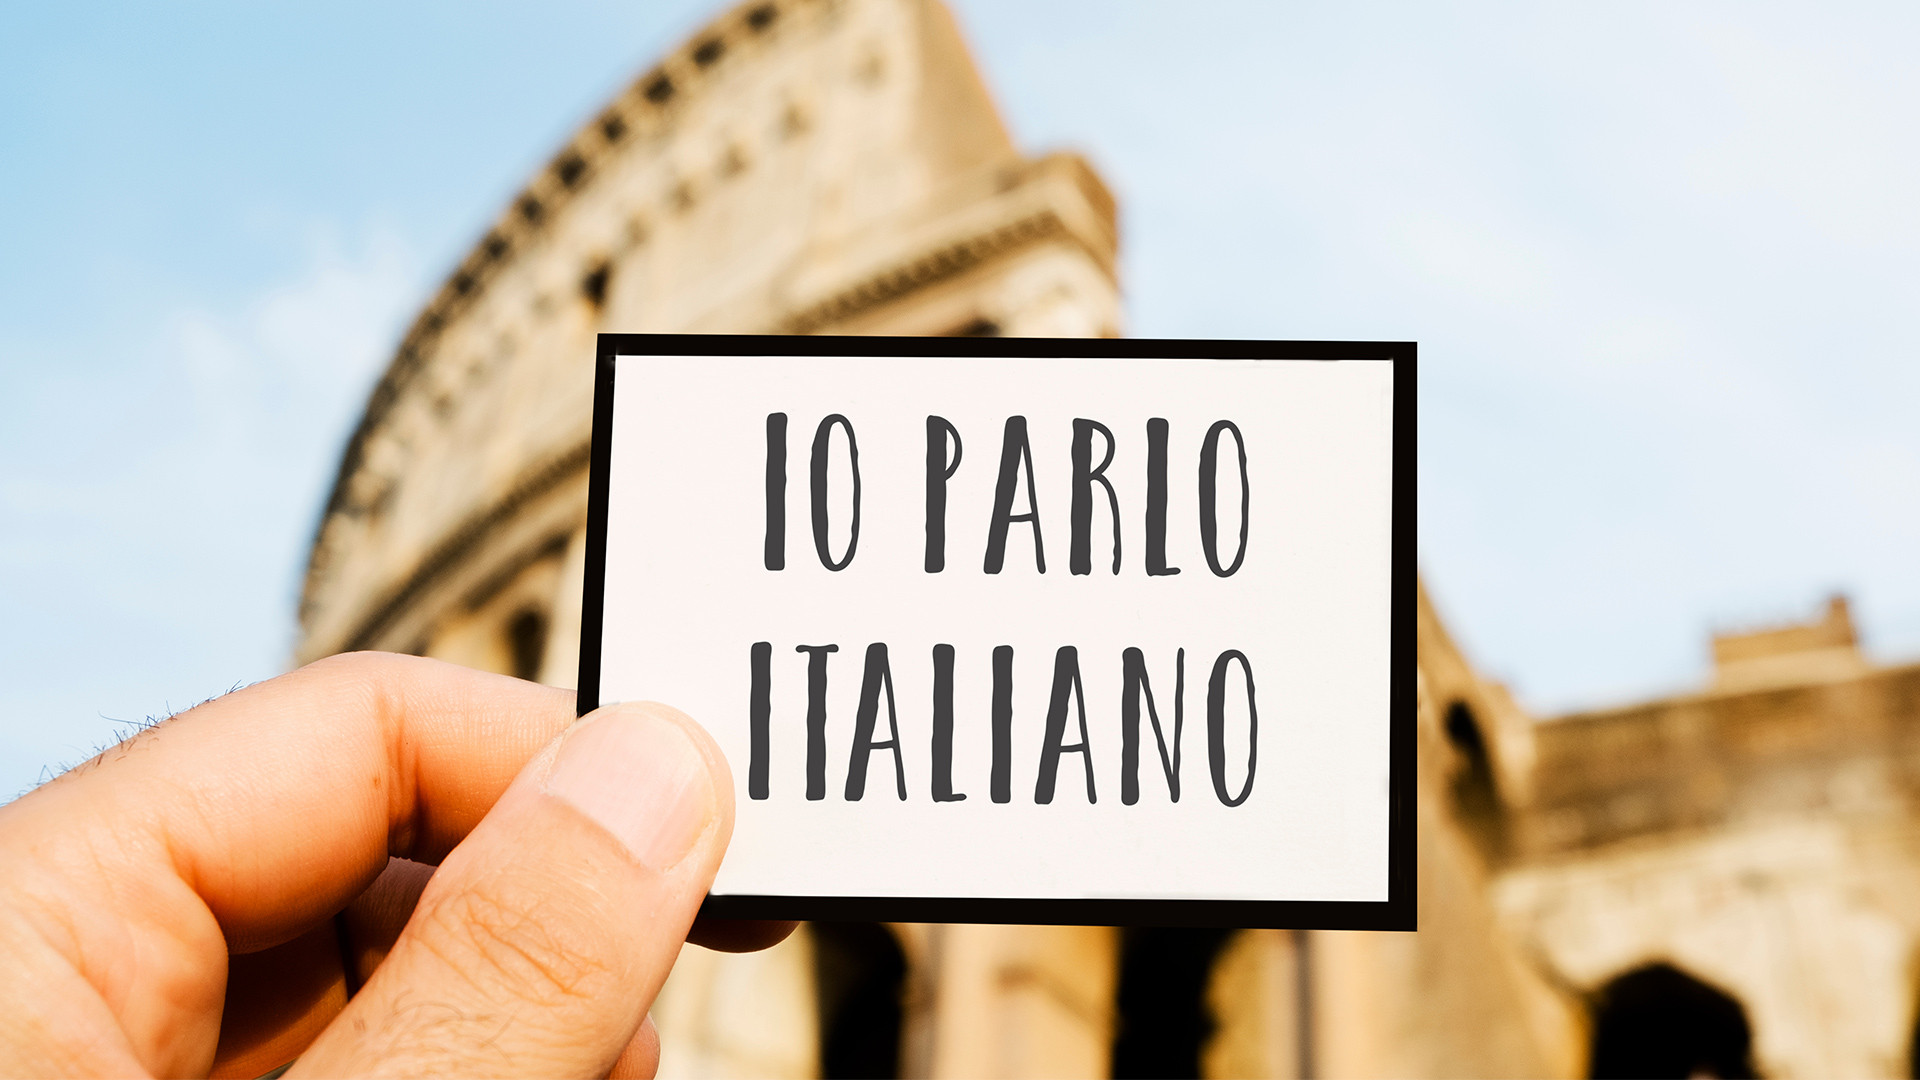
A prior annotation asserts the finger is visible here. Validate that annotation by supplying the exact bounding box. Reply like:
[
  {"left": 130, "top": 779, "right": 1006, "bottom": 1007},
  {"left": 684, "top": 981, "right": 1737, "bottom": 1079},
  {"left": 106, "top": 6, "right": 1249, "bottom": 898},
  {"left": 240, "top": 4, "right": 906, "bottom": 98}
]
[
  {"left": 216, "top": 871, "right": 773, "bottom": 1076},
  {"left": 207, "top": 924, "right": 345, "bottom": 1080},
  {"left": 12, "top": 652, "right": 575, "bottom": 949},
  {"left": 687, "top": 919, "right": 800, "bottom": 953},
  {"left": 209, "top": 857, "right": 435, "bottom": 1077},
  {"left": 290, "top": 701, "right": 733, "bottom": 1077},
  {"left": 0, "top": 653, "right": 574, "bottom": 1076},
  {"left": 341, "top": 857, "right": 438, "bottom": 988},
  {"left": 608, "top": 1014, "right": 661, "bottom": 1080},
  {"left": 213, "top": 876, "right": 783, "bottom": 1074}
]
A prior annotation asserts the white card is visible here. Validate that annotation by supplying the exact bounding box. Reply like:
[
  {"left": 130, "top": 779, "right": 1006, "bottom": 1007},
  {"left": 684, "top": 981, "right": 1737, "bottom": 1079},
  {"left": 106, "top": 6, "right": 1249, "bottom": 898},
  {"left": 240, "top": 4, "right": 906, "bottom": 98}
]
[{"left": 581, "top": 336, "right": 1411, "bottom": 928}]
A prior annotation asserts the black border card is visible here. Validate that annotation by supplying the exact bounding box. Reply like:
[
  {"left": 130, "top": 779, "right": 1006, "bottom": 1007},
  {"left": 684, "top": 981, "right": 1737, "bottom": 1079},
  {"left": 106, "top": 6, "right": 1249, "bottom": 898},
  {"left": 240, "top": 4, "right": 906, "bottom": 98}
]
[{"left": 579, "top": 334, "right": 1413, "bottom": 930}]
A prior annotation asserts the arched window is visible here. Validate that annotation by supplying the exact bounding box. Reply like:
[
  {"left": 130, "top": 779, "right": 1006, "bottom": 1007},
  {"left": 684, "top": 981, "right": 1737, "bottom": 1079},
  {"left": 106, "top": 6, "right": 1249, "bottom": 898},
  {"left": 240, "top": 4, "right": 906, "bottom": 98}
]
[
  {"left": 1588, "top": 963, "right": 1756, "bottom": 1079},
  {"left": 1110, "top": 927, "right": 1236, "bottom": 1079},
  {"left": 1444, "top": 700, "right": 1504, "bottom": 855},
  {"left": 811, "top": 922, "right": 906, "bottom": 1079},
  {"left": 505, "top": 607, "right": 548, "bottom": 682}
]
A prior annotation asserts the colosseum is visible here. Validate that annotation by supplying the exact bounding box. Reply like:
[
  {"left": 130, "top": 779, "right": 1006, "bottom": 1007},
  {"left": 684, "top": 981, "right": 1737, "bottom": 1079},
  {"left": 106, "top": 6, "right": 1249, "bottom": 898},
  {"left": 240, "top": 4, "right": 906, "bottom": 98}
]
[{"left": 298, "top": 0, "right": 1920, "bottom": 1075}]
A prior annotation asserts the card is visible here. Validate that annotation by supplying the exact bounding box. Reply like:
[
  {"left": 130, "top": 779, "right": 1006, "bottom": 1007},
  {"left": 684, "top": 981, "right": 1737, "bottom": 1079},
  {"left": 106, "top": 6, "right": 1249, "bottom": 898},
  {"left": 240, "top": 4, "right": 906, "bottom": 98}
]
[{"left": 578, "top": 335, "right": 1412, "bottom": 928}]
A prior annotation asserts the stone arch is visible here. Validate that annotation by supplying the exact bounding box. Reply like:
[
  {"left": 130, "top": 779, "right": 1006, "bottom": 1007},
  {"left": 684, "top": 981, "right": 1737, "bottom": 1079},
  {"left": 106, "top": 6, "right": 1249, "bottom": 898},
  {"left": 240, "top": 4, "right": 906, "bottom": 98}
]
[
  {"left": 811, "top": 921, "right": 908, "bottom": 1079},
  {"left": 1588, "top": 962, "right": 1756, "bottom": 1079},
  {"left": 1110, "top": 927, "right": 1236, "bottom": 1078}
]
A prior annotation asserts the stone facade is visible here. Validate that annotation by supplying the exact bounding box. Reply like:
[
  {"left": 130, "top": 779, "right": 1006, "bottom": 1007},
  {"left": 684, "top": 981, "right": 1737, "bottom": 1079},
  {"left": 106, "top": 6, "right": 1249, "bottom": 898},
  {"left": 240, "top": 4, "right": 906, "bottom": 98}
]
[
  {"left": 1422, "top": 576, "right": 1920, "bottom": 1078},
  {"left": 305, "top": 0, "right": 1915, "bottom": 1075}
]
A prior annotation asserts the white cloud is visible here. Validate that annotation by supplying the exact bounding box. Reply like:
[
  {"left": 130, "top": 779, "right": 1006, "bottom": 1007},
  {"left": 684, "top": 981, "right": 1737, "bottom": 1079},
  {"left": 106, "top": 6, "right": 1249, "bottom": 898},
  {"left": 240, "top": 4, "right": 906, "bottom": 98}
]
[
  {"left": 0, "top": 223, "right": 425, "bottom": 799},
  {"left": 172, "top": 224, "right": 421, "bottom": 451}
]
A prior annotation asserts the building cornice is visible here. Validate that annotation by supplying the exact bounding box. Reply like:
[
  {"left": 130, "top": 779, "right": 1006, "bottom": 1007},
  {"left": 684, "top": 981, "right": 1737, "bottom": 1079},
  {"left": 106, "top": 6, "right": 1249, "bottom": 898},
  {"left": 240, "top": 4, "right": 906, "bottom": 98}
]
[{"left": 303, "top": 0, "right": 823, "bottom": 626}]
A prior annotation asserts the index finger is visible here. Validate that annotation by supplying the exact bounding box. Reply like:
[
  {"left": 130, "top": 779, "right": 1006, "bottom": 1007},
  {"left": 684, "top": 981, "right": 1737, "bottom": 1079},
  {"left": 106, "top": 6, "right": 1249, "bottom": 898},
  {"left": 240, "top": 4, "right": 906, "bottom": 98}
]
[{"left": 7, "top": 651, "right": 576, "bottom": 950}]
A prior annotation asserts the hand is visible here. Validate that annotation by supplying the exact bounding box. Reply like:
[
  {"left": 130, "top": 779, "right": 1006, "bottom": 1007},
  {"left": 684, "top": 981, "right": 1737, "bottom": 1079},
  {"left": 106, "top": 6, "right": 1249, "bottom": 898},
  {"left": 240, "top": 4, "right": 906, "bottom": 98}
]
[{"left": 0, "top": 652, "right": 794, "bottom": 1077}]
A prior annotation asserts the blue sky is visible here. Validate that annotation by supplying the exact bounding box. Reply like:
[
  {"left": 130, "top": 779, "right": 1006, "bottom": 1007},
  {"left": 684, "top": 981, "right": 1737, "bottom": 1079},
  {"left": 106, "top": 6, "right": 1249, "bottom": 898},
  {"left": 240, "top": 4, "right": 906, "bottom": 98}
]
[{"left": 4, "top": 2, "right": 1919, "bottom": 800}]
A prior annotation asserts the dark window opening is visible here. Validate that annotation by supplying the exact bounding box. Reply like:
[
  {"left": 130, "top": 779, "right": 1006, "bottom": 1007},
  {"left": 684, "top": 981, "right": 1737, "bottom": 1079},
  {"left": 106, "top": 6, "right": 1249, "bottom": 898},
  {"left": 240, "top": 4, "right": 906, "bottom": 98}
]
[
  {"left": 1111, "top": 928, "right": 1236, "bottom": 1079},
  {"left": 1589, "top": 963, "right": 1756, "bottom": 1079},
  {"left": 450, "top": 272, "right": 473, "bottom": 296},
  {"left": 747, "top": 4, "right": 778, "bottom": 31},
  {"left": 1908, "top": 997, "right": 1920, "bottom": 1080},
  {"left": 506, "top": 608, "right": 549, "bottom": 683},
  {"left": 601, "top": 112, "right": 628, "bottom": 143},
  {"left": 946, "top": 317, "right": 1000, "bottom": 337},
  {"left": 483, "top": 232, "right": 509, "bottom": 260},
  {"left": 556, "top": 152, "right": 586, "bottom": 188},
  {"left": 645, "top": 75, "right": 675, "bottom": 104},
  {"left": 581, "top": 261, "right": 612, "bottom": 309},
  {"left": 1444, "top": 700, "right": 1506, "bottom": 854},
  {"left": 518, "top": 195, "right": 543, "bottom": 224},
  {"left": 812, "top": 922, "right": 905, "bottom": 1079},
  {"left": 693, "top": 38, "right": 726, "bottom": 67}
]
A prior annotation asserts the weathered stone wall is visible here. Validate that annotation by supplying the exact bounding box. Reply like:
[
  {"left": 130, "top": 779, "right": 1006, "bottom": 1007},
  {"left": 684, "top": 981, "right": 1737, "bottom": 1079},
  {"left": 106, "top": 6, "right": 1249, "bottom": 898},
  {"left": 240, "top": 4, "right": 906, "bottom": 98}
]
[
  {"left": 1330, "top": 583, "right": 1587, "bottom": 1080},
  {"left": 1413, "top": 582, "right": 1920, "bottom": 1078},
  {"left": 1496, "top": 652, "right": 1920, "bottom": 1076},
  {"left": 1522, "top": 662, "right": 1920, "bottom": 859}
]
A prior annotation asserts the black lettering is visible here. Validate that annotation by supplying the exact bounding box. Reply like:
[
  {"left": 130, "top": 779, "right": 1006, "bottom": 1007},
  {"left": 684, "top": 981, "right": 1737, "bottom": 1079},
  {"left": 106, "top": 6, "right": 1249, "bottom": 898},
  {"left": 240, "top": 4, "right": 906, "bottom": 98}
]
[
  {"left": 1035, "top": 646, "right": 1096, "bottom": 804},
  {"left": 983, "top": 416, "right": 1045, "bottom": 574},
  {"left": 795, "top": 644, "right": 838, "bottom": 800},
  {"left": 1070, "top": 418, "right": 1121, "bottom": 575},
  {"left": 749, "top": 641, "right": 771, "bottom": 800},
  {"left": 1146, "top": 418, "right": 1180, "bottom": 576},
  {"left": 1199, "top": 420, "right": 1249, "bottom": 577},
  {"left": 1121, "top": 647, "right": 1182, "bottom": 804},
  {"left": 846, "top": 643, "right": 907, "bottom": 801},
  {"left": 764, "top": 413, "right": 786, "bottom": 571},
  {"left": 931, "top": 644, "right": 965, "bottom": 801},
  {"left": 991, "top": 645, "right": 1013, "bottom": 803},
  {"left": 810, "top": 414, "right": 861, "bottom": 571},
  {"left": 1207, "top": 650, "right": 1257, "bottom": 806},
  {"left": 925, "top": 416, "right": 963, "bottom": 573}
]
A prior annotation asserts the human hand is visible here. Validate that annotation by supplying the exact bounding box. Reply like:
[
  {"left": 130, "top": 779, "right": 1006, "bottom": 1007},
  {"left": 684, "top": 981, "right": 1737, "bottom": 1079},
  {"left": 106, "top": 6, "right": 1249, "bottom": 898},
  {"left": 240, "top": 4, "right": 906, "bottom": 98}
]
[{"left": 0, "top": 652, "right": 794, "bottom": 1077}]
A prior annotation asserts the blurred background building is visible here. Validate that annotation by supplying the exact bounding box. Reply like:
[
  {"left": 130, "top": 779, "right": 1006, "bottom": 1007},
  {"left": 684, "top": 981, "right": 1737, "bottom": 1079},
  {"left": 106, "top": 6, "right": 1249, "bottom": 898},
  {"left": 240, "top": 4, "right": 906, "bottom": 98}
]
[{"left": 294, "top": 0, "right": 1920, "bottom": 1076}]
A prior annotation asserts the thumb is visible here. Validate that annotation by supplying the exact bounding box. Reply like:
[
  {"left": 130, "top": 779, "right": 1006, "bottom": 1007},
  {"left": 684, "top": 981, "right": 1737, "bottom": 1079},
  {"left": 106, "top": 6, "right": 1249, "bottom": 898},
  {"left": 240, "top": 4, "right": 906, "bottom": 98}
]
[{"left": 290, "top": 702, "right": 732, "bottom": 1078}]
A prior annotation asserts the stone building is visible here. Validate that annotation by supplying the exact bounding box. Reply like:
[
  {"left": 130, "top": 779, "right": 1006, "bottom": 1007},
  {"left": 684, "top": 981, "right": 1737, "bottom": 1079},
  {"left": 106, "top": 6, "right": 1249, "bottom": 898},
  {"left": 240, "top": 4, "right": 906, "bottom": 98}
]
[
  {"left": 1422, "top": 575, "right": 1920, "bottom": 1079},
  {"left": 301, "top": 0, "right": 1920, "bottom": 1075}
]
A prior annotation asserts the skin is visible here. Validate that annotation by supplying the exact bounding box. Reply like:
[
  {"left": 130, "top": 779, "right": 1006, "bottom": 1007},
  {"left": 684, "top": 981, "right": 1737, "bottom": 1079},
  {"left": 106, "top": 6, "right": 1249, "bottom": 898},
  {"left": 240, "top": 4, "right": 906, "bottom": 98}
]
[{"left": 0, "top": 652, "right": 794, "bottom": 1078}]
